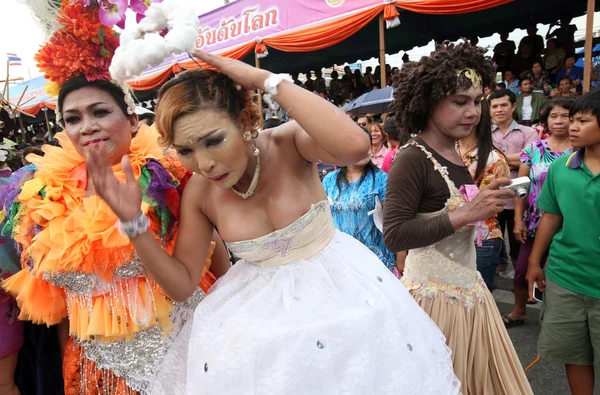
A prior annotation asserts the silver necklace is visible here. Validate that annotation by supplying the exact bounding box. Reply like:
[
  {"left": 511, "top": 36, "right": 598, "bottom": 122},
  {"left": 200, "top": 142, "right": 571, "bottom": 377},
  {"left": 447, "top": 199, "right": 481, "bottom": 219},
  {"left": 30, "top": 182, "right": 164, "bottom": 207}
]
[{"left": 231, "top": 154, "right": 260, "bottom": 199}]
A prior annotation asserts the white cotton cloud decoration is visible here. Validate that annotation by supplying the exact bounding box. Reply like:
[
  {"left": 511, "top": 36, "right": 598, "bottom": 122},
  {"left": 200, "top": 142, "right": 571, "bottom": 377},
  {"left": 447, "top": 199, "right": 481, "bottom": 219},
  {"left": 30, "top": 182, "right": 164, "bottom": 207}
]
[
  {"left": 110, "top": 0, "right": 199, "bottom": 81},
  {"left": 165, "top": 26, "right": 198, "bottom": 53}
]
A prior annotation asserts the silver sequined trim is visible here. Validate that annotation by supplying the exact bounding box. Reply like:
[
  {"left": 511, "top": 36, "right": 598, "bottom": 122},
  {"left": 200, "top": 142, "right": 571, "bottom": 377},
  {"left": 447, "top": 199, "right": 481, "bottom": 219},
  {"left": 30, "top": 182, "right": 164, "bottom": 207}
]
[
  {"left": 78, "top": 287, "right": 205, "bottom": 392},
  {"left": 43, "top": 271, "right": 101, "bottom": 296},
  {"left": 114, "top": 256, "right": 147, "bottom": 279},
  {"left": 43, "top": 257, "right": 147, "bottom": 296}
]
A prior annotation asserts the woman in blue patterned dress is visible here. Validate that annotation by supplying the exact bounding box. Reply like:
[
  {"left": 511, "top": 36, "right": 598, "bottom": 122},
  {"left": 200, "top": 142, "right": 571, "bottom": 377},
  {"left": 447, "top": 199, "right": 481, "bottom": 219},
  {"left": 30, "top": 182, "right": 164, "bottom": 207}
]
[{"left": 322, "top": 142, "right": 397, "bottom": 273}]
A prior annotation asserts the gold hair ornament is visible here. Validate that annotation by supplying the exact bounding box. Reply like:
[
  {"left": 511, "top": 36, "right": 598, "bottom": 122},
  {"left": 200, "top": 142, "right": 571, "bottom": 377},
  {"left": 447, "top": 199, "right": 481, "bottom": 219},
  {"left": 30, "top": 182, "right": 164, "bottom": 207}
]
[{"left": 456, "top": 68, "right": 482, "bottom": 89}]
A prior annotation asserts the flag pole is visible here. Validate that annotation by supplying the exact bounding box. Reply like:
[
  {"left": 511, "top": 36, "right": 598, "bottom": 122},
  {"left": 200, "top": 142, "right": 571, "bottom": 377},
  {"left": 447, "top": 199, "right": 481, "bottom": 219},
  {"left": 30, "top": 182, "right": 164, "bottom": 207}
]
[
  {"left": 6, "top": 61, "right": 10, "bottom": 111},
  {"left": 583, "top": 0, "right": 596, "bottom": 93},
  {"left": 378, "top": 15, "right": 386, "bottom": 88},
  {"left": 255, "top": 50, "right": 264, "bottom": 129},
  {"left": 43, "top": 108, "right": 52, "bottom": 139},
  {"left": 17, "top": 114, "right": 27, "bottom": 144}
]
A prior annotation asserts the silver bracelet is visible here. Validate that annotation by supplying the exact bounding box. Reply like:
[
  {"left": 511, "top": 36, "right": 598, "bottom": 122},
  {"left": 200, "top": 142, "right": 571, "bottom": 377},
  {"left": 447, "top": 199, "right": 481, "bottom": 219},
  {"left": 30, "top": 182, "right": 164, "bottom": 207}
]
[{"left": 116, "top": 212, "right": 150, "bottom": 239}]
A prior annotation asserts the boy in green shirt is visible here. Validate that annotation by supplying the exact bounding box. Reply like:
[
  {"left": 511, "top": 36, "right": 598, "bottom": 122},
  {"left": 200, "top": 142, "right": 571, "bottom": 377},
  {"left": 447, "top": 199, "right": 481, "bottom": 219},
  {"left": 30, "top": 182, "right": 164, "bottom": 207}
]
[{"left": 528, "top": 89, "right": 600, "bottom": 394}]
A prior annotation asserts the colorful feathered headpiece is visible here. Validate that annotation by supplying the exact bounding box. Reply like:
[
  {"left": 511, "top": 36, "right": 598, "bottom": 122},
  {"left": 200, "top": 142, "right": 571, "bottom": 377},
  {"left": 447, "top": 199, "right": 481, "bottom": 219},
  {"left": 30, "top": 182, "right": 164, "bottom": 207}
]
[
  {"left": 26, "top": 0, "right": 141, "bottom": 123},
  {"left": 34, "top": 0, "right": 120, "bottom": 97}
]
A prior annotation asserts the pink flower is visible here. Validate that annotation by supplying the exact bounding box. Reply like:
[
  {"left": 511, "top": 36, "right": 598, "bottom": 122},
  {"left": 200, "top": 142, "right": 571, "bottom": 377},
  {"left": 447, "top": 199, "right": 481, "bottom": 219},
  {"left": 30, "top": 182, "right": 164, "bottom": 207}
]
[
  {"left": 98, "top": 0, "right": 127, "bottom": 27},
  {"left": 72, "top": 0, "right": 92, "bottom": 5},
  {"left": 129, "top": 0, "right": 162, "bottom": 20}
]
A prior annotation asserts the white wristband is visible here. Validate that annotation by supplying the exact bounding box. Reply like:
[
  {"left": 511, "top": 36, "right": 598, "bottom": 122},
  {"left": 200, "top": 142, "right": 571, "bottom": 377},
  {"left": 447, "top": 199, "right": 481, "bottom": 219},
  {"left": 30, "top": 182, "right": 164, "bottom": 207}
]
[
  {"left": 263, "top": 73, "right": 293, "bottom": 112},
  {"left": 116, "top": 212, "right": 150, "bottom": 239}
]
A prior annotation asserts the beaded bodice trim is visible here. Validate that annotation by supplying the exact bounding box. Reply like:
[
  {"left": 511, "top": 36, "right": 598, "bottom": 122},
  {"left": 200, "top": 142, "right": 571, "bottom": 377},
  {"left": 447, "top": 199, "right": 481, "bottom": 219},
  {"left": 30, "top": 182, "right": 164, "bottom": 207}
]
[
  {"left": 399, "top": 141, "right": 483, "bottom": 310},
  {"left": 226, "top": 200, "right": 335, "bottom": 267}
]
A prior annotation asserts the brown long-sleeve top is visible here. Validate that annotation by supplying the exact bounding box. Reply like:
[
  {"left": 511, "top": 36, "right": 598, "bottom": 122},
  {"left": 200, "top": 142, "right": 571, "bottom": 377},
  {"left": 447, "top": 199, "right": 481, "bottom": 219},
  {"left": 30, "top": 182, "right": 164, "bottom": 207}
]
[{"left": 383, "top": 138, "right": 474, "bottom": 252}]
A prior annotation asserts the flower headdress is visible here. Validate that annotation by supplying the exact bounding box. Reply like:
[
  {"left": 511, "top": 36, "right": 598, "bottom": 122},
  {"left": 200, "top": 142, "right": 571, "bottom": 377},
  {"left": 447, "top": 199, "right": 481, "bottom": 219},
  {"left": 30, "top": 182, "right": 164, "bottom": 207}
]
[{"left": 32, "top": 0, "right": 136, "bottom": 123}]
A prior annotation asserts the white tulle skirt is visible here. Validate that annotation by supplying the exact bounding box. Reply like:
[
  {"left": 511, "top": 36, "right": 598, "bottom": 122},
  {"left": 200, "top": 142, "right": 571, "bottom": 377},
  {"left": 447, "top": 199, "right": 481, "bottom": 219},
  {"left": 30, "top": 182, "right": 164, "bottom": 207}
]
[{"left": 147, "top": 231, "right": 461, "bottom": 395}]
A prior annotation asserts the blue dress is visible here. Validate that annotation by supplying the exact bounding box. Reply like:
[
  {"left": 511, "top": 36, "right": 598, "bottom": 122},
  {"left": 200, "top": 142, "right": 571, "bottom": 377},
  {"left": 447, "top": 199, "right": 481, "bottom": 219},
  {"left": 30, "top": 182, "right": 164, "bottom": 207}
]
[{"left": 322, "top": 169, "right": 396, "bottom": 272}]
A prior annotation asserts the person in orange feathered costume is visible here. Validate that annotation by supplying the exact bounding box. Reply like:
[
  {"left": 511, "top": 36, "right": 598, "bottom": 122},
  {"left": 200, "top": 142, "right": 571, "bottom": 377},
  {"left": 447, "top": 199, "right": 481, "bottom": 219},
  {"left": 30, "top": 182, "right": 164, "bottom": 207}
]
[{"left": 1, "top": 75, "right": 230, "bottom": 394}]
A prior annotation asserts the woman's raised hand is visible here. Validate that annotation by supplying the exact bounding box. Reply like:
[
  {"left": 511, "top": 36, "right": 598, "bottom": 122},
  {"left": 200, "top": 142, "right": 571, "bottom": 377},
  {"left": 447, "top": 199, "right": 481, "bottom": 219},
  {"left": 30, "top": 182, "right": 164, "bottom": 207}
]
[
  {"left": 85, "top": 144, "right": 142, "bottom": 222},
  {"left": 191, "top": 50, "right": 271, "bottom": 91}
]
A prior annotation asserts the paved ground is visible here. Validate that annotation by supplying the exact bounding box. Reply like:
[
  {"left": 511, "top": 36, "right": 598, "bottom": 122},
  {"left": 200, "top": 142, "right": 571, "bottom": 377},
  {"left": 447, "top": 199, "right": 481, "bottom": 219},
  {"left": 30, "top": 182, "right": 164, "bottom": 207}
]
[{"left": 493, "top": 276, "right": 600, "bottom": 394}]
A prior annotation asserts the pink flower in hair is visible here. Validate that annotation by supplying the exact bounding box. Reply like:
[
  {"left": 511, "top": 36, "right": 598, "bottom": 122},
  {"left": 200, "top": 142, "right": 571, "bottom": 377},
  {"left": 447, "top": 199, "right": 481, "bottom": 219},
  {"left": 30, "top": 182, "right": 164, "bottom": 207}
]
[
  {"left": 98, "top": 0, "right": 127, "bottom": 28},
  {"left": 129, "top": 0, "right": 163, "bottom": 21}
]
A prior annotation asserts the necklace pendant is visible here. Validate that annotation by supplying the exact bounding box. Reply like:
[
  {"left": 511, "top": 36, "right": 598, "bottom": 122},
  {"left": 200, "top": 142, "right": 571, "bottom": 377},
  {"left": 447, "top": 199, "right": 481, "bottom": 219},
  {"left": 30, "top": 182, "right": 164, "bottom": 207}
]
[{"left": 238, "top": 189, "right": 255, "bottom": 200}]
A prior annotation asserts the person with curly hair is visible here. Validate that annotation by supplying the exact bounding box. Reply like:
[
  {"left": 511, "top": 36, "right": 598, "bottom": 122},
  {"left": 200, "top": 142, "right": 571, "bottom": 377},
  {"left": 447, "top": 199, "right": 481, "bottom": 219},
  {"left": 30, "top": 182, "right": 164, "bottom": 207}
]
[{"left": 384, "top": 41, "right": 533, "bottom": 394}]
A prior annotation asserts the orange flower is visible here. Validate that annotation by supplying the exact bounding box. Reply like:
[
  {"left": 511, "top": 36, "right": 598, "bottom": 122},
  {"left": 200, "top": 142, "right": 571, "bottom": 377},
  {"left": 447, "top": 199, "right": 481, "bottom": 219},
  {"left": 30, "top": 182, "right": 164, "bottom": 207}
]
[{"left": 35, "top": 0, "right": 120, "bottom": 87}]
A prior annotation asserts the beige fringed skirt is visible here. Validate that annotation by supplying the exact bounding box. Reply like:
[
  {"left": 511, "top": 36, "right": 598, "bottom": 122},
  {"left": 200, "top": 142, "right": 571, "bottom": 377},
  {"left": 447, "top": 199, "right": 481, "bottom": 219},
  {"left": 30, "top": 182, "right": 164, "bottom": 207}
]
[{"left": 408, "top": 286, "right": 534, "bottom": 395}]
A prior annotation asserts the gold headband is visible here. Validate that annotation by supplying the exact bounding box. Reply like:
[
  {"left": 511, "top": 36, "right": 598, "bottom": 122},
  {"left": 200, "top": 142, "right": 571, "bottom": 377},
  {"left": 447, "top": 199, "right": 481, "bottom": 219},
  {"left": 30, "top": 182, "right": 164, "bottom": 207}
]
[{"left": 456, "top": 68, "right": 482, "bottom": 89}]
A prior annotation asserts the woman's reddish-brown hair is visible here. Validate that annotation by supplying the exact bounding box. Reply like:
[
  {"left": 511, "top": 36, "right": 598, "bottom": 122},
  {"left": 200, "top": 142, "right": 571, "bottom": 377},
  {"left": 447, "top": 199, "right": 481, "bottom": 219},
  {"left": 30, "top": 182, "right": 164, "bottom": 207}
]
[
  {"left": 155, "top": 69, "right": 260, "bottom": 147},
  {"left": 367, "top": 122, "right": 383, "bottom": 135}
]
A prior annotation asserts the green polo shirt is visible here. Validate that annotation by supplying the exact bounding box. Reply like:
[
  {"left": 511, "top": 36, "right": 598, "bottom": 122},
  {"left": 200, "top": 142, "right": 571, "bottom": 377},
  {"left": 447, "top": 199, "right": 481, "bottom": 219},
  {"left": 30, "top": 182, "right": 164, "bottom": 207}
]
[{"left": 537, "top": 149, "right": 600, "bottom": 299}]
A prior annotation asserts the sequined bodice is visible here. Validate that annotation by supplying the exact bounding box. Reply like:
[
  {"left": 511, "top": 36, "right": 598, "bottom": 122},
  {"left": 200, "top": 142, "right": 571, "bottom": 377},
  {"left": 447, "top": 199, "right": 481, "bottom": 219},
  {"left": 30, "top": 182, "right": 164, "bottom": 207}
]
[{"left": 226, "top": 201, "right": 336, "bottom": 268}]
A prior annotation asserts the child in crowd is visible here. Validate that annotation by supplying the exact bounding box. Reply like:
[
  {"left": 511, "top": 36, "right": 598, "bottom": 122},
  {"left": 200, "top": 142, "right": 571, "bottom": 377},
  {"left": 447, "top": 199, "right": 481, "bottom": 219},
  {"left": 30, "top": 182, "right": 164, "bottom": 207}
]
[{"left": 527, "top": 89, "right": 600, "bottom": 395}]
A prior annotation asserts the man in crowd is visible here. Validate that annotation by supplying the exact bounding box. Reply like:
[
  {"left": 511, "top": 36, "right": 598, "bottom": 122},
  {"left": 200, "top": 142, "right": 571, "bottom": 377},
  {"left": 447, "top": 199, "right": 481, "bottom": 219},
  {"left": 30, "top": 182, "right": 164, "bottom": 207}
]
[
  {"left": 510, "top": 42, "right": 537, "bottom": 79},
  {"left": 520, "top": 25, "right": 545, "bottom": 58},
  {"left": 342, "top": 66, "right": 354, "bottom": 89},
  {"left": 489, "top": 89, "right": 539, "bottom": 276},
  {"left": 493, "top": 31, "right": 517, "bottom": 73},
  {"left": 356, "top": 116, "right": 372, "bottom": 128},
  {"left": 546, "top": 18, "right": 577, "bottom": 53},
  {"left": 515, "top": 77, "right": 546, "bottom": 126},
  {"left": 314, "top": 70, "right": 327, "bottom": 95},
  {"left": 401, "top": 53, "right": 410, "bottom": 65},
  {"left": 304, "top": 71, "right": 315, "bottom": 92}
]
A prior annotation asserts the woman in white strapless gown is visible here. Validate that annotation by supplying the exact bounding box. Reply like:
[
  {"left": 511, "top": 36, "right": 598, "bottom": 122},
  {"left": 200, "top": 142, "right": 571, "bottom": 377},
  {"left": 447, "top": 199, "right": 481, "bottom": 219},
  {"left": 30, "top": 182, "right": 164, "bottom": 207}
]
[
  {"left": 90, "top": 48, "right": 461, "bottom": 394},
  {"left": 148, "top": 201, "right": 459, "bottom": 394}
]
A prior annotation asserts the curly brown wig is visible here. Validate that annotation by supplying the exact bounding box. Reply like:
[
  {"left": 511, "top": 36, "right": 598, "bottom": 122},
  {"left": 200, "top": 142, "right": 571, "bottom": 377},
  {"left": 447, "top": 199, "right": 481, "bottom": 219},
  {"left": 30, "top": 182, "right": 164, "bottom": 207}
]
[{"left": 391, "top": 41, "right": 496, "bottom": 134}]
